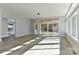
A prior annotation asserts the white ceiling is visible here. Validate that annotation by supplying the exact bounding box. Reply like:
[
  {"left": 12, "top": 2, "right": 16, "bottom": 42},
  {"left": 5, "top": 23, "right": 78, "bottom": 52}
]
[{"left": 0, "top": 3, "right": 71, "bottom": 19}]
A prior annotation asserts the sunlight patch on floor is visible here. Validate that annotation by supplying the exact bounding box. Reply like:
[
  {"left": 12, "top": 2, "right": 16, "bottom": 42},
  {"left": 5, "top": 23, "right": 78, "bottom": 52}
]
[
  {"left": 39, "top": 39, "right": 60, "bottom": 44},
  {"left": 23, "top": 49, "right": 59, "bottom": 55},
  {"left": 30, "top": 45, "right": 60, "bottom": 50},
  {"left": 23, "top": 37, "right": 60, "bottom": 55},
  {"left": 10, "top": 46, "right": 23, "bottom": 51},
  {"left": 0, "top": 51, "right": 12, "bottom": 55}
]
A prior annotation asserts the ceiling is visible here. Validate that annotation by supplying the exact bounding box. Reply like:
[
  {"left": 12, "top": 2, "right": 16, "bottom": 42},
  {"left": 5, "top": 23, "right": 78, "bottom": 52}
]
[{"left": 0, "top": 3, "right": 71, "bottom": 19}]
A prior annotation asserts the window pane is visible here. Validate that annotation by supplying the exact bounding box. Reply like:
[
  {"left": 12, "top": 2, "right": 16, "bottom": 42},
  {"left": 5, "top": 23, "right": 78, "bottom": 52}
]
[
  {"left": 8, "top": 24, "right": 13, "bottom": 32},
  {"left": 68, "top": 20, "right": 71, "bottom": 35},
  {"left": 41, "top": 24, "right": 47, "bottom": 32},
  {"left": 53, "top": 23, "right": 59, "bottom": 32},
  {"left": 35, "top": 24, "right": 37, "bottom": 30},
  {"left": 72, "top": 16, "right": 76, "bottom": 37},
  {"left": 48, "top": 24, "right": 53, "bottom": 32}
]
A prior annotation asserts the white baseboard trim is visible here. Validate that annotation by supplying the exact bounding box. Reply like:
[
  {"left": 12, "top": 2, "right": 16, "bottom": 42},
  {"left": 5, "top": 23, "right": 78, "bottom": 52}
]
[
  {"left": 2, "top": 33, "right": 35, "bottom": 38},
  {"left": 66, "top": 33, "right": 78, "bottom": 41},
  {"left": 2, "top": 35, "right": 10, "bottom": 38},
  {"left": 15, "top": 33, "right": 31, "bottom": 37}
]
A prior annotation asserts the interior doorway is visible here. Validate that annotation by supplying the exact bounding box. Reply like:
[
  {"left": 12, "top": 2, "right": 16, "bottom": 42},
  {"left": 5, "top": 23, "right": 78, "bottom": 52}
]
[{"left": 2, "top": 19, "right": 16, "bottom": 44}]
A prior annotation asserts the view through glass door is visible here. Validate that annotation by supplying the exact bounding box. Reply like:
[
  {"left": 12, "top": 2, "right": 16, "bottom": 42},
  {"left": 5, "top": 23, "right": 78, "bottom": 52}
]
[{"left": 41, "top": 23, "right": 59, "bottom": 36}]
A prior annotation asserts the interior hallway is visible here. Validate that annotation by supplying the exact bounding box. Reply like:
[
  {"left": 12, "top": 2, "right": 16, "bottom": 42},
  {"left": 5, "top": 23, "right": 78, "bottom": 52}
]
[{"left": 0, "top": 3, "right": 79, "bottom": 55}]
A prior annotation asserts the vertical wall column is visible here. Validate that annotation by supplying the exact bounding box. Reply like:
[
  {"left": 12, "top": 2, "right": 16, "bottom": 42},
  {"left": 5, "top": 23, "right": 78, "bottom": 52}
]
[
  {"left": 77, "top": 8, "right": 79, "bottom": 40},
  {"left": 38, "top": 24, "right": 40, "bottom": 34},
  {"left": 59, "top": 16, "right": 65, "bottom": 36},
  {"left": 0, "top": 8, "right": 2, "bottom": 42}
]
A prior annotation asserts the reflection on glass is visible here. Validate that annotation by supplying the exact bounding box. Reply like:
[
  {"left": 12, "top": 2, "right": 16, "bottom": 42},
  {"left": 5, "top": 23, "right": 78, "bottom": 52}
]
[
  {"left": 8, "top": 24, "right": 13, "bottom": 34},
  {"left": 48, "top": 24, "right": 53, "bottom": 32},
  {"left": 68, "top": 20, "right": 71, "bottom": 34},
  {"left": 41, "top": 24, "right": 47, "bottom": 32},
  {"left": 72, "top": 16, "right": 76, "bottom": 37},
  {"left": 35, "top": 24, "right": 37, "bottom": 30},
  {"left": 53, "top": 23, "right": 59, "bottom": 32},
  {"left": 8, "top": 23, "right": 15, "bottom": 35}
]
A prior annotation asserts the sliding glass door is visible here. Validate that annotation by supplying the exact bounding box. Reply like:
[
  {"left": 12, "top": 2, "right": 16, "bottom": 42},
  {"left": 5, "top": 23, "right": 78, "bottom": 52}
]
[
  {"left": 41, "top": 24, "right": 47, "bottom": 34},
  {"left": 40, "top": 23, "right": 59, "bottom": 36},
  {"left": 48, "top": 24, "right": 53, "bottom": 32}
]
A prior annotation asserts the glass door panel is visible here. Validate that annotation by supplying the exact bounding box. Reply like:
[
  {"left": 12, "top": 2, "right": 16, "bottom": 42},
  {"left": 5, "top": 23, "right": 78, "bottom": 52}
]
[
  {"left": 41, "top": 24, "right": 47, "bottom": 34},
  {"left": 35, "top": 24, "right": 38, "bottom": 34},
  {"left": 48, "top": 24, "right": 53, "bottom": 32},
  {"left": 53, "top": 23, "right": 59, "bottom": 32},
  {"left": 41, "top": 24, "right": 47, "bottom": 32}
]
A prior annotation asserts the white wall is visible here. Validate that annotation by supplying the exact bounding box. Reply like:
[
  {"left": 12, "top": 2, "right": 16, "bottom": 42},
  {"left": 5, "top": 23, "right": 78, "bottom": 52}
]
[
  {"left": 1, "top": 17, "right": 33, "bottom": 38},
  {"left": 30, "top": 20, "right": 34, "bottom": 34},
  {"left": 0, "top": 8, "right": 2, "bottom": 42},
  {"left": 15, "top": 18, "right": 32, "bottom": 37},
  {"left": 59, "top": 16, "right": 65, "bottom": 36},
  {"left": 2, "top": 18, "right": 8, "bottom": 37},
  {"left": 1, "top": 8, "right": 33, "bottom": 38},
  {"left": 0, "top": 8, "right": 33, "bottom": 38}
]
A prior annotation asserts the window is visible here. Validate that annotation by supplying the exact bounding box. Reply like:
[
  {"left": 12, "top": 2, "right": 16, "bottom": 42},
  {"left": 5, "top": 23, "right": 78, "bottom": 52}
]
[
  {"left": 72, "top": 16, "right": 77, "bottom": 37},
  {"left": 66, "top": 16, "right": 77, "bottom": 40},
  {"left": 8, "top": 24, "right": 14, "bottom": 34}
]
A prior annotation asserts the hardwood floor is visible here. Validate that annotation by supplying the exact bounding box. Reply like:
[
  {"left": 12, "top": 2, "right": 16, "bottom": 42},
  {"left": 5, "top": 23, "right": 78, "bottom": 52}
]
[
  {"left": 0, "top": 34, "right": 78, "bottom": 55},
  {"left": 0, "top": 34, "right": 42, "bottom": 54},
  {"left": 60, "top": 37, "right": 79, "bottom": 55},
  {"left": 60, "top": 37, "right": 74, "bottom": 55}
]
